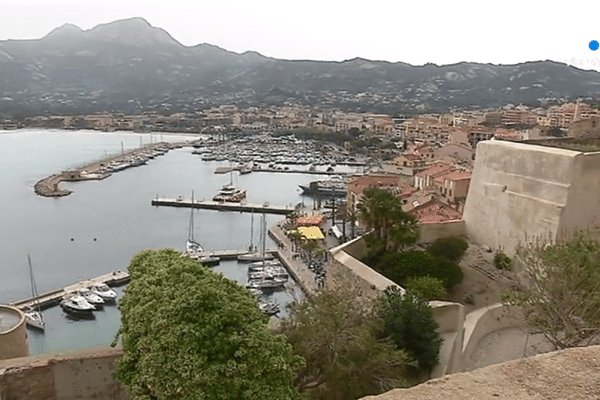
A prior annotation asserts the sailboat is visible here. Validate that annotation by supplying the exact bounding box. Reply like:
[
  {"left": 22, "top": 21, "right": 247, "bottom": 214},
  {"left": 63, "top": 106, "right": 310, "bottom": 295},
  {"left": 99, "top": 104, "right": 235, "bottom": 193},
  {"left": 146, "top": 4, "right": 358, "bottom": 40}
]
[
  {"left": 186, "top": 191, "right": 220, "bottom": 266},
  {"left": 238, "top": 212, "right": 274, "bottom": 262},
  {"left": 24, "top": 254, "right": 45, "bottom": 331}
]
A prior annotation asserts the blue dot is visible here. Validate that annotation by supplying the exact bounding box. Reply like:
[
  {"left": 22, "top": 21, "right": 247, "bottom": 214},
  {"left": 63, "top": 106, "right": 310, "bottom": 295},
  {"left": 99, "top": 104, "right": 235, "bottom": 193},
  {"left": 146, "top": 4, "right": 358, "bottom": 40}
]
[{"left": 590, "top": 40, "right": 599, "bottom": 51}]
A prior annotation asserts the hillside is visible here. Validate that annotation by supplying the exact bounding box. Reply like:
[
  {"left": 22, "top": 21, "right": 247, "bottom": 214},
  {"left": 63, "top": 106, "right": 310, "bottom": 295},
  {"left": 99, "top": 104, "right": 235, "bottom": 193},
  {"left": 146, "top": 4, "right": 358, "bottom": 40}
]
[{"left": 1, "top": 17, "right": 600, "bottom": 117}]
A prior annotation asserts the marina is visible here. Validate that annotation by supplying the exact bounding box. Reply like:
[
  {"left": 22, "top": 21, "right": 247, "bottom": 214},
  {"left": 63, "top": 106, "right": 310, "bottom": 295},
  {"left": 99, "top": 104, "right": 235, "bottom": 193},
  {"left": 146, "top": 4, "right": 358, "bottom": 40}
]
[{"left": 151, "top": 197, "right": 300, "bottom": 215}]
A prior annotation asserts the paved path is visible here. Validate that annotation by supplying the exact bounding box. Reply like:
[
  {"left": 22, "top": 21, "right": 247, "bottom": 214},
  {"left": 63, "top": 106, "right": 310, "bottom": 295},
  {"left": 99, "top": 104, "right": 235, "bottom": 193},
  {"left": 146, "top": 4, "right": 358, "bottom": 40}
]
[{"left": 269, "top": 224, "right": 319, "bottom": 294}]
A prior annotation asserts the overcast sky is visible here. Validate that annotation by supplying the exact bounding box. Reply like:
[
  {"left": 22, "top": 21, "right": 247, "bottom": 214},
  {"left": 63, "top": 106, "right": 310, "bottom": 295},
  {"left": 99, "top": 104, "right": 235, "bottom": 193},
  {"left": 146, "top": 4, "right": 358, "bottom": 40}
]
[{"left": 1, "top": 0, "right": 599, "bottom": 72}]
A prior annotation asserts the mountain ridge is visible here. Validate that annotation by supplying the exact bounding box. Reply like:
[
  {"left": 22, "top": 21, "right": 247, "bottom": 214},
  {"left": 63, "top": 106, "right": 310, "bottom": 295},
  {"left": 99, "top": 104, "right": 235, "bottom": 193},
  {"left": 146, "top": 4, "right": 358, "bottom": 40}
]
[{"left": 0, "top": 17, "right": 599, "bottom": 117}]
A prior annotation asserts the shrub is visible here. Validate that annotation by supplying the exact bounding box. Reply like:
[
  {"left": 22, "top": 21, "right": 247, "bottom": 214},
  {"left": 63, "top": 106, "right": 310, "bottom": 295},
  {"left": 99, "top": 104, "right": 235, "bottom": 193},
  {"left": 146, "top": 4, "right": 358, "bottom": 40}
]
[
  {"left": 426, "top": 236, "right": 469, "bottom": 263},
  {"left": 404, "top": 275, "right": 446, "bottom": 301},
  {"left": 376, "top": 287, "right": 443, "bottom": 371},
  {"left": 376, "top": 250, "right": 464, "bottom": 289},
  {"left": 494, "top": 250, "right": 512, "bottom": 270}
]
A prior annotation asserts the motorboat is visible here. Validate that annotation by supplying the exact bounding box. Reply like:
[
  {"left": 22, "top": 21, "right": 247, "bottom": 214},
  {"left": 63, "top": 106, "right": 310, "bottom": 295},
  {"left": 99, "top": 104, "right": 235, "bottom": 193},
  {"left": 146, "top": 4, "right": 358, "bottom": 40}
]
[
  {"left": 237, "top": 252, "right": 274, "bottom": 262},
  {"left": 196, "top": 254, "right": 220, "bottom": 266},
  {"left": 247, "top": 259, "right": 282, "bottom": 270},
  {"left": 248, "top": 270, "right": 289, "bottom": 281},
  {"left": 299, "top": 177, "right": 347, "bottom": 198},
  {"left": 213, "top": 183, "right": 247, "bottom": 202},
  {"left": 258, "top": 301, "right": 280, "bottom": 315},
  {"left": 89, "top": 283, "right": 118, "bottom": 302},
  {"left": 60, "top": 294, "right": 96, "bottom": 316},
  {"left": 77, "top": 288, "right": 105, "bottom": 309},
  {"left": 246, "top": 276, "right": 287, "bottom": 290}
]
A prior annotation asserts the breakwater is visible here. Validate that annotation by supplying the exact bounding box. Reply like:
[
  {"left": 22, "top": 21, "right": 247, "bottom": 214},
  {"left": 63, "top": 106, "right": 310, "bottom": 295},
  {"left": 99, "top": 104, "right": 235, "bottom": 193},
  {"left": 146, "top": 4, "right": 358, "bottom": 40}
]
[{"left": 34, "top": 142, "right": 185, "bottom": 197}]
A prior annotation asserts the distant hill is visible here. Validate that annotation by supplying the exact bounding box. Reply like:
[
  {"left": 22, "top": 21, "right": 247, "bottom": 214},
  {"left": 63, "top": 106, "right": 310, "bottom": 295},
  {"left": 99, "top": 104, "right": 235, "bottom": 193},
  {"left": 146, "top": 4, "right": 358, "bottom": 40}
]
[{"left": 1, "top": 17, "right": 600, "bottom": 117}]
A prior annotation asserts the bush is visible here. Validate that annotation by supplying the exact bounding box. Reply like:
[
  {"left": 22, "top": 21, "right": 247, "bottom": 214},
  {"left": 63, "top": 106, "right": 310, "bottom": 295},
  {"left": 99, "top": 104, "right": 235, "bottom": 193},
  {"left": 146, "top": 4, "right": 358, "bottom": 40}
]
[
  {"left": 494, "top": 250, "right": 512, "bottom": 270},
  {"left": 377, "top": 287, "right": 443, "bottom": 371},
  {"left": 426, "top": 236, "right": 469, "bottom": 263},
  {"left": 376, "top": 250, "right": 464, "bottom": 289},
  {"left": 404, "top": 276, "right": 446, "bottom": 301}
]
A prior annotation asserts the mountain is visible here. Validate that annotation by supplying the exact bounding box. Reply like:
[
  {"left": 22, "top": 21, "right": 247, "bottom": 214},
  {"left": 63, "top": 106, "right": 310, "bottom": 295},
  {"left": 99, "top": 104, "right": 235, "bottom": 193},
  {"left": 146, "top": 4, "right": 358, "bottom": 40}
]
[{"left": 1, "top": 17, "right": 599, "bottom": 117}]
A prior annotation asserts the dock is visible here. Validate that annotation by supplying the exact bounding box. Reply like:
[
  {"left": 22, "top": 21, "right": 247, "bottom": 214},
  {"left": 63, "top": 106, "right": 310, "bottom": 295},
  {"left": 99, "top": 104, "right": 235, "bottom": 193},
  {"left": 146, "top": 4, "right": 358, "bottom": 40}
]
[
  {"left": 11, "top": 271, "right": 130, "bottom": 311},
  {"left": 151, "top": 198, "right": 300, "bottom": 215},
  {"left": 192, "top": 249, "right": 277, "bottom": 260}
]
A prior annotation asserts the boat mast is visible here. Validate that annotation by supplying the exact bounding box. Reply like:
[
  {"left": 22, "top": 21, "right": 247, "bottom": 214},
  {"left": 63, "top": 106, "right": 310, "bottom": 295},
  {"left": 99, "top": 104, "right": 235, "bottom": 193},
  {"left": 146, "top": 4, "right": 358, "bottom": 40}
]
[
  {"left": 249, "top": 208, "right": 254, "bottom": 251},
  {"left": 28, "top": 254, "right": 43, "bottom": 322},
  {"left": 188, "top": 191, "right": 195, "bottom": 243},
  {"left": 261, "top": 213, "right": 266, "bottom": 266}
]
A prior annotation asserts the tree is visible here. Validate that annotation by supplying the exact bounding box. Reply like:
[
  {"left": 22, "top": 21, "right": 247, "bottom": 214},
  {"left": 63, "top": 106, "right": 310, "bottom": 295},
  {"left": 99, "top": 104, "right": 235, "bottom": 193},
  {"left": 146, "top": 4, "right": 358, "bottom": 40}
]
[
  {"left": 505, "top": 230, "right": 600, "bottom": 350},
  {"left": 358, "top": 188, "right": 419, "bottom": 253},
  {"left": 377, "top": 287, "right": 443, "bottom": 371},
  {"left": 113, "top": 249, "right": 304, "bottom": 400},
  {"left": 280, "top": 285, "right": 409, "bottom": 399}
]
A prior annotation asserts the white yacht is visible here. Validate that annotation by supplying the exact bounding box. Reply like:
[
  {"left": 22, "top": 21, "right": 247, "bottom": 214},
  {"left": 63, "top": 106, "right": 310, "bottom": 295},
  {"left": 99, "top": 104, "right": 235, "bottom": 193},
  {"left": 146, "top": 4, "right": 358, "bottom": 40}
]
[
  {"left": 89, "top": 283, "right": 118, "bottom": 302},
  {"left": 60, "top": 294, "right": 96, "bottom": 316}
]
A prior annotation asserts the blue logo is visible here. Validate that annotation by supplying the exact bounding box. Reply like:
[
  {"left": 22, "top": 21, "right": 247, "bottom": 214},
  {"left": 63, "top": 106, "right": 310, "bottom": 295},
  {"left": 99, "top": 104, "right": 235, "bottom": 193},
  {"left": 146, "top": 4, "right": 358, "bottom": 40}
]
[{"left": 590, "top": 40, "right": 599, "bottom": 51}]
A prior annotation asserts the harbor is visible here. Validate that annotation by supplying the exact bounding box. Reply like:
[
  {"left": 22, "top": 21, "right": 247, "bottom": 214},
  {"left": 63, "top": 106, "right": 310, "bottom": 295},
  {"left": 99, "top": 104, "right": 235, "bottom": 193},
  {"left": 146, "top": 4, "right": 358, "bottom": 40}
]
[{"left": 151, "top": 197, "right": 300, "bottom": 215}]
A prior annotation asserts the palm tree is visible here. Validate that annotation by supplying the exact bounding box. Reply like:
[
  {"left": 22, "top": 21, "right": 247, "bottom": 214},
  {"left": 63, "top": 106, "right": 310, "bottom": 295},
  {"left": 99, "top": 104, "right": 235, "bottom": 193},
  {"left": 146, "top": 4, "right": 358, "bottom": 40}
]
[{"left": 358, "top": 188, "right": 419, "bottom": 252}]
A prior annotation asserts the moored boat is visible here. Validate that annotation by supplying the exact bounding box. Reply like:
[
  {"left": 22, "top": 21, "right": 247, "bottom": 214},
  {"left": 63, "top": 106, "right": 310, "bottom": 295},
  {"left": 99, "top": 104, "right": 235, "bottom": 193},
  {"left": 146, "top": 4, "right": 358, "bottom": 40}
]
[
  {"left": 89, "top": 283, "right": 118, "bottom": 302},
  {"left": 60, "top": 294, "right": 96, "bottom": 316}
]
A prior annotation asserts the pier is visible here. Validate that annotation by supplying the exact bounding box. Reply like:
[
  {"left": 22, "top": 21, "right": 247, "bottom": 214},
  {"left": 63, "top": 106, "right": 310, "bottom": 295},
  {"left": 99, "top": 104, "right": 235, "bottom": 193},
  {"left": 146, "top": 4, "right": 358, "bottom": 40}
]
[
  {"left": 151, "top": 198, "right": 300, "bottom": 215},
  {"left": 191, "top": 249, "right": 277, "bottom": 260},
  {"left": 11, "top": 270, "right": 130, "bottom": 311},
  {"left": 34, "top": 141, "right": 189, "bottom": 198}
]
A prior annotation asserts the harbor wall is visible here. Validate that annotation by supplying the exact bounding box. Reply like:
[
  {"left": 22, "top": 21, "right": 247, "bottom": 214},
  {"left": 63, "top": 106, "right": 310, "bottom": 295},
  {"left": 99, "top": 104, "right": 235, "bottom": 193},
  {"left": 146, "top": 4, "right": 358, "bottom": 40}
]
[
  {"left": 0, "top": 306, "right": 28, "bottom": 361},
  {"left": 0, "top": 346, "right": 128, "bottom": 400}
]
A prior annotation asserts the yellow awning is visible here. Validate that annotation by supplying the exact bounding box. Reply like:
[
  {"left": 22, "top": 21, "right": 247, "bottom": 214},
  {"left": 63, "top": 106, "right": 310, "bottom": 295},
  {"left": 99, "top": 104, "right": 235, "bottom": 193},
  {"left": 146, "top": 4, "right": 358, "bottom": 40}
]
[{"left": 298, "top": 226, "right": 324, "bottom": 240}]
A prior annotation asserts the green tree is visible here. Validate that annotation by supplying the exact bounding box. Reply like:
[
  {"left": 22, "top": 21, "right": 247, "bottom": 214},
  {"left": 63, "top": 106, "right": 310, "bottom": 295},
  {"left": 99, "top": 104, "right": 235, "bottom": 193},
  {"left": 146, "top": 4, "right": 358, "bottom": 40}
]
[
  {"left": 358, "top": 188, "right": 419, "bottom": 253},
  {"left": 505, "top": 230, "right": 600, "bottom": 349},
  {"left": 377, "top": 287, "right": 443, "bottom": 371},
  {"left": 280, "top": 285, "right": 409, "bottom": 399},
  {"left": 113, "top": 249, "right": 304, "bottom": 400},
  {"left": 426, "top": 236, "right": 469, "bottom": 263},
  {"left": 404, "top": 276, "right": 447, "bottom": 301}
]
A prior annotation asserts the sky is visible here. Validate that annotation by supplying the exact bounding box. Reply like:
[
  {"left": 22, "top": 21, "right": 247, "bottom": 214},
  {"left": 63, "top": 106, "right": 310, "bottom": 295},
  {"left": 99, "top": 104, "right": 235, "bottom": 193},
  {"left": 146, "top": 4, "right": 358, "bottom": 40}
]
[{"left": 1, "top": 0, "right": 600, "bottom": 72}]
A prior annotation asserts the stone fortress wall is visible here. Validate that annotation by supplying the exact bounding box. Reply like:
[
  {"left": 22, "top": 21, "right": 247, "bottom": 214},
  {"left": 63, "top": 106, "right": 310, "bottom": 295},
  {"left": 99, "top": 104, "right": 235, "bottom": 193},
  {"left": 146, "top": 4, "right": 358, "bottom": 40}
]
[{"left": 463, "top": 139, "right": 600, "bottom": 255}]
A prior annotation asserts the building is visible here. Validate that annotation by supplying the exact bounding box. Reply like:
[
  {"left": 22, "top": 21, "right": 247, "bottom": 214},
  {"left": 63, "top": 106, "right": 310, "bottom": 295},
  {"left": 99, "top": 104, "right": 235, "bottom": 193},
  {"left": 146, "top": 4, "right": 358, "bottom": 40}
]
[
  {"left": 347, "top": 174, "right": 403, "bottom": 212},
  {"left": 463, "top": 138, "right": 600, "bottom": 254},
  {"left": 0, "top": 305, "right": 29, "bottom": 360},
  {"left": 413, "top": 162, "right": 455, "bottom": 190}
]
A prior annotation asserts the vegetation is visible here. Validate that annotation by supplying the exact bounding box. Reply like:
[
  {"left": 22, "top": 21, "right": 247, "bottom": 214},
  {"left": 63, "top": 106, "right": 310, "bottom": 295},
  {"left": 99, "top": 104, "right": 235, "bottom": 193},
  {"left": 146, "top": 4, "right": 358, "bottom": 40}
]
[
  {"left": 377, "top": 287, "right": 443, "bottom": 371},
  {"left": 376, "top": 250, "right": 464, "bottom": 289},
  {"left": 426, "top": 236, "right": 469, "bottom": 263},
  {"left": 404, "top": 276, "right": 447, "bottom": 301},
  {"left": 113, "top": 249, "right": 304, "bottom": 400},
  {"left": 358, "top": 188, "right": 419, "bottom": 253},
  {"left": 505, "top": 230, "right": 600, "bottom": 349},
  {"left": 280, "top": 285, "right": 409, "bottom": 400},
  {"left": 494, "top": 250, "right": 512, "bottom": 270}
]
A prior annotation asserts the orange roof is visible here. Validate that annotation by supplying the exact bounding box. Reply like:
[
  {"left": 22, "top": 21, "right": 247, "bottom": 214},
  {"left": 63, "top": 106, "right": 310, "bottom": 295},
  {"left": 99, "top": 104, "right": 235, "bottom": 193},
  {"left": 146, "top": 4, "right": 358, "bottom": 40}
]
[
  {"left": 296, "top": 215, "right": 326, "bottom": 227},
  {"left": 408, "top": 199, "right": 463, "bottom": 224},
  {"left": 443, "top": 171, "right": 472, "bottom": 181},
  {"left": 415, "top": 163, "right": 454, "bottom": 179},
  {"left": 348, "top": 174, "right": 401, "bottom": 194}
]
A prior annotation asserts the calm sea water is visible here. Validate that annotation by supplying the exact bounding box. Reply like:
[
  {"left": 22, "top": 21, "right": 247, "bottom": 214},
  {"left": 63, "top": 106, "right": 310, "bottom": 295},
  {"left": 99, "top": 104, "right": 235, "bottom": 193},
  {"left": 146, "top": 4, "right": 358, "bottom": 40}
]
[{"left": 0, "top": 129, "right": 321, "bottom": 355}]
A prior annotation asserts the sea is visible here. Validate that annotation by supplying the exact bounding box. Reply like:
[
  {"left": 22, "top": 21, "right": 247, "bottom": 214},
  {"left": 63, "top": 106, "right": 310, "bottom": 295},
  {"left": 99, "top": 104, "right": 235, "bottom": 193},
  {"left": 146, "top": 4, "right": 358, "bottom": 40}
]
[{"left": 0, "top": 128, "right": 336, "bottom": 355}]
